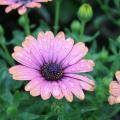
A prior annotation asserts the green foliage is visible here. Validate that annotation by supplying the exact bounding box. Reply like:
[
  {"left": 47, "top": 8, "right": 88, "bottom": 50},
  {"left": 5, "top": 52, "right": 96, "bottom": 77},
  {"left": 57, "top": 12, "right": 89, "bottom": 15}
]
[{"left": 0, "top": 0, "right": 120, "bottom": 120}]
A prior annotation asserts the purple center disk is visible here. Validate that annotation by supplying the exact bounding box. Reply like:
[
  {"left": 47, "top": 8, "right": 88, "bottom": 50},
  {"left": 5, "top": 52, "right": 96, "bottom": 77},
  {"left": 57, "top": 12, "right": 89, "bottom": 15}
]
[
  {"left": 15, "top": 0, "right": 32, "bottom": 4},
  {"left": 41, "top": 63, "right": 63, "bottom": 81}
]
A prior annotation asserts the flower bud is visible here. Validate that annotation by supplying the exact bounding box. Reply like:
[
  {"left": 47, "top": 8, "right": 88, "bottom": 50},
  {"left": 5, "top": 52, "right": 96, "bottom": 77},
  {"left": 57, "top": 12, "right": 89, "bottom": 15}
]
[
  {"left": 71, "top": 20, "right": 81, "bottom": 33},
  {"left": 78, "top": 3, "right": 93, "bottom": 22},
  {"left": 100, "top": 49, "right": 108, "bottom": 61}
]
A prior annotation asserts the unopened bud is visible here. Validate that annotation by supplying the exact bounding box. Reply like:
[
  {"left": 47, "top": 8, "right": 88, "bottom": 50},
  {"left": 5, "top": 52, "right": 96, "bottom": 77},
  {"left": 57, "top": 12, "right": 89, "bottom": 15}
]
[
  {"left": 78, "top": 3, "right": 93, "bottom": 22},
  {"left": 71, "top": 20, "right": 81, "bottom": 33}
]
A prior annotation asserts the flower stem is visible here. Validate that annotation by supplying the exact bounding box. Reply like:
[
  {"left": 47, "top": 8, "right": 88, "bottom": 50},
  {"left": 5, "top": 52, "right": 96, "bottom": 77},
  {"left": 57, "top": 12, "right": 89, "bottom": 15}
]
[
  {"left": 54, "top": 0, "right": 61, "bottom": 34},
  {"left": 0, "top": 37, "right": 15, "bottom": 66},
  {"left": 24, "top": 12, "right": 30, "bottom": 35},
  {"left": 51, "top": 99, "right": 64, "bottom": 120},
  {"left": 80, "top": 21, "right": 85, "bottom": 40}
]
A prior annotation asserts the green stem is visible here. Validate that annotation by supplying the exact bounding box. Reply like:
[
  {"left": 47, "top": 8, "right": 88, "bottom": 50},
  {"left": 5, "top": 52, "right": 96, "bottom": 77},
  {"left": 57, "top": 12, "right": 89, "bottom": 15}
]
[
  {"left": 80, "top": 21, "right": 85, "bottom": 40},
  {"left": 1, "top": 42, "right": 15, "bottom": 66},
  {"left": 57, "top": 114, "right": 64, "bottom": 120},
  {"left": 54, "top": 0, "right": 61, "bottom": 34},
  {"left": 51, "top": 99, "right": 64, "bottom": 120},
  {"left": 24, "top": 12, "right": 30, "bottom": 35}
]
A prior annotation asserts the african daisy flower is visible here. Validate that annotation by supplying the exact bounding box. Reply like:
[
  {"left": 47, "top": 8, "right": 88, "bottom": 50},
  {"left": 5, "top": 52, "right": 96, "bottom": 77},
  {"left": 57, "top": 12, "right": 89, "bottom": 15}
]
[
  {"left": 108, "top": 71, "right": 120, "bottom": 105},
  {"left": 0, "top": 0, "right": 51, "bottom": 15},
  {"left": 9, "top": 31, "right": 95, "bottom": 102}
]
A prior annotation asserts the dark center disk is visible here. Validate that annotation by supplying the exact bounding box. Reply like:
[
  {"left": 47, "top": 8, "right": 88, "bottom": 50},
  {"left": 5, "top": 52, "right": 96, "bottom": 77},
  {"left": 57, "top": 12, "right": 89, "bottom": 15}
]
[
  {"left": 16, "top": 0, "right": 32, "bottom": 4},
  {"left": 41, "top": 63, "right": 63, "bottom": 81}
]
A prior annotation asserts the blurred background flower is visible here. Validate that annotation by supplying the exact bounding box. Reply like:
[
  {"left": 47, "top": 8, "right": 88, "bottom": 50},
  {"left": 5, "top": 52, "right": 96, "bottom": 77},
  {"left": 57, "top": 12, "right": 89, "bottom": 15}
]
[
  {"left": 0, "top": 0, "right": 51, "bottom": 15},
  {"left": 108, "top": 71, "right": 120, "bottom": 105},
  {"left": 0, "top": 0, "right": 120, "bottom": 120}
]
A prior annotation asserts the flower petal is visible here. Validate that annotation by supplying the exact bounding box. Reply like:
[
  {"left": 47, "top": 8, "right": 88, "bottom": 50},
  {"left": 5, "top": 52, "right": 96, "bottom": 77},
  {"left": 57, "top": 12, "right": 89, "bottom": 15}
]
[
  {"left": 109, "top": 86, "right": 120, "bottom": 96},
  {"left": 62, "top": 42, "right": 88, "bottom": 67},
  {"left": 26, "top": 2, "right": 41, "bottom": 8},
  {"left": 18, "top": 6, "right": 27, "bottom": 15},
  {"left": 40, "top": 81, "right": 51, "bottom": 100},
  {"left": 9, "top": 65, "right": 40, "bottom": 80},
  {"left": 115, "top": 71, "right": 120, "bottom": 83},
  {"left": 30, "top": 85, "right": 41, "bottom": 97},
  {"left": 0, "top": 0, "right": 14, "bottom": 5},
  {"left": 108, "top": 96, "right": 116, "bottom": 105},
  {"left": 37, "top": 31, "right": 54, "bottom": 62},
  {"left": 22, "top": 35, "right": 43, "bottom": 65},
  {"left": 51, "top": 82, "right": 63, "bottom": 100},
  {"left": 64, "top": 78, "right": 85, "bottom": 100},
  {"left": 109, "top": 81, "right": 120, "bottom": 89},
  {"left": 64, "top": 59, "right": 95, "bottom": 73},
  {"left": 12, "top": 46, "right": 40, "bottom": 69},
  {"left": 53, "top": 32, "right": 74, "bottom": 63},
  {"left": 59, "top": 80, "right": 73, "bottom": 102},
  {"left": 25, "top": 78, "right": 43, "bottom": 91},
  {"left": 65, "top": 74, "right": 95, "bottom": 91}
]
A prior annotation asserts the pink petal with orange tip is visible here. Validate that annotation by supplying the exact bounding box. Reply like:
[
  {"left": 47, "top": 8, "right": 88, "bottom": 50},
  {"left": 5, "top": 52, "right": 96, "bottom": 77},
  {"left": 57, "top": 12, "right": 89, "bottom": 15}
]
[
  {"left": 66, "top": 74, "right": 95, "bottom": 85},
  {"left": 51, "top": 82, "right": 63, "bottom": 100},
  {"left": 37, "top": 31, "right": 45, "bottom": 42},
  {"left": 64, "top": 59, "right": 95, "bottom": 73},
  {"left": 108, "top": 96, "right": 120, "bottom": 105},
  {"left": 51, "top": 32, "right": 66, "bottom": 62},
  {"left": 64, "top": 78, "right": 85, "bottom": 100},
  {"left": 26, "top": 2, "right": 41, "bottom": 8},
  {"left": 5, "top": 5, "right": 13, "bottom": 13},
  {"left": 18, "top": 6, "right": 27, "bottom": 15},
  {"left": 116, "top": 96, "right": 120, "bottom": 104},
  {"left": 65, "top": 74, "right": 95, "bottom": 91},
  {"left": 109, "top": 87, "right": 120, "bottom": 96},
  {"left": 59, "top": 80, "right": 73, "bottom": 102},
  {"left": 25, "top": 78, "right": 43, "bottom": 91},
  {"left": 5, "top": 3, "right": 21, "bottom": 13},
  {"left": 53, "top": 32, "right": 74, "bottom": 62},
  {"left": 62, "top": 42, "right": 88, "bottom": 67},
  {"left": 115, "top": 71, "right": 120, "bottom": 83},
  {"left": 37, "top": 31, "right": 55, "bottom": 62},
  {"left": 30, "top": 85, "right": 41, "bottom": 97},
  {"left": 11, "top": 3, "right": 21, "bottom": 9},
  {"left": 108, "top": 96, "right": 116, "bottom": 105},
  {"left": 109, "top": 81, "right": 120, "bottom": 89},
  {"left": 0, "top": 0, "right": 13, "bottom": 5},
  {"left": 109, "top": 80, "right": 120, "bottom": 97},
  {"left": 22, "top": 35, "right": 37, "bottom": 53},
  {"left": 9, "top": 65, "right": 41, "bottom": 80},
  {"left": 22, "top": 36, "right": 43, "bottom": 65},
  {"left": 108, "top": 71, "right": 120, "bottom": 105},
  {"left": 40, "top": 31, "right": 54, "bottom": 62},
  {"left": 40, "top": 81, "right": 51, "bottom": 100},
  {"left": 79, "top": 81, "right": 94, "bottom": 91},
  {"left": 12, "top": 46, "right": 40, "bottom": 69}
]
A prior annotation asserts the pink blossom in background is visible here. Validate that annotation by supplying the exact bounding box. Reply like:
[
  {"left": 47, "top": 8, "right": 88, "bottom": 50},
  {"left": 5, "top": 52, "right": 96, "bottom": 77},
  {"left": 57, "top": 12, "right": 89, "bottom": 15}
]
[
  {"left": 0, "top": 0, "right": 51, "bottom": 15},
  {"left": 9, "top": 31, "right": 95, "bottom": 102},
  {"left": 108, "top": 71, "right": 120, "bottom": 105}
]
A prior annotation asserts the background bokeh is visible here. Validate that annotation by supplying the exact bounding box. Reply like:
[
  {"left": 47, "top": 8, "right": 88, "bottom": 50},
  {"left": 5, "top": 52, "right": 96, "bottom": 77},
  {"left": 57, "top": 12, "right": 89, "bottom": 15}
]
[{"left": 0, "top": 0, "right": 120, "bottom": 120}]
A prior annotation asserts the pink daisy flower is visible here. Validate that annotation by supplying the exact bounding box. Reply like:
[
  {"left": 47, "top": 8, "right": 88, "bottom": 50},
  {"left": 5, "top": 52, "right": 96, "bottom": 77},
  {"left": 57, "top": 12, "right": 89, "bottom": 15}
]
[
  {"left": 0, "top": 0, "right": 51, "bottom": 15},
  {"left": 9, "top": 31, "right": 95, "bottom": 102},
  {"left": 108, "top": 71, "right": 120, "bottom": 105}
]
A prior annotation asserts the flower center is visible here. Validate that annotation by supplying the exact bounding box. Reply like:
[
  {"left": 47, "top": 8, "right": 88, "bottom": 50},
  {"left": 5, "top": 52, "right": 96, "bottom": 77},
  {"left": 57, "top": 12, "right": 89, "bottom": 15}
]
[
  {"left": 41, "top": 63, "right": 63, "bottom": 81},
  {"left": 16, "top": 0, "right": 32, "bottom": 4}
]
